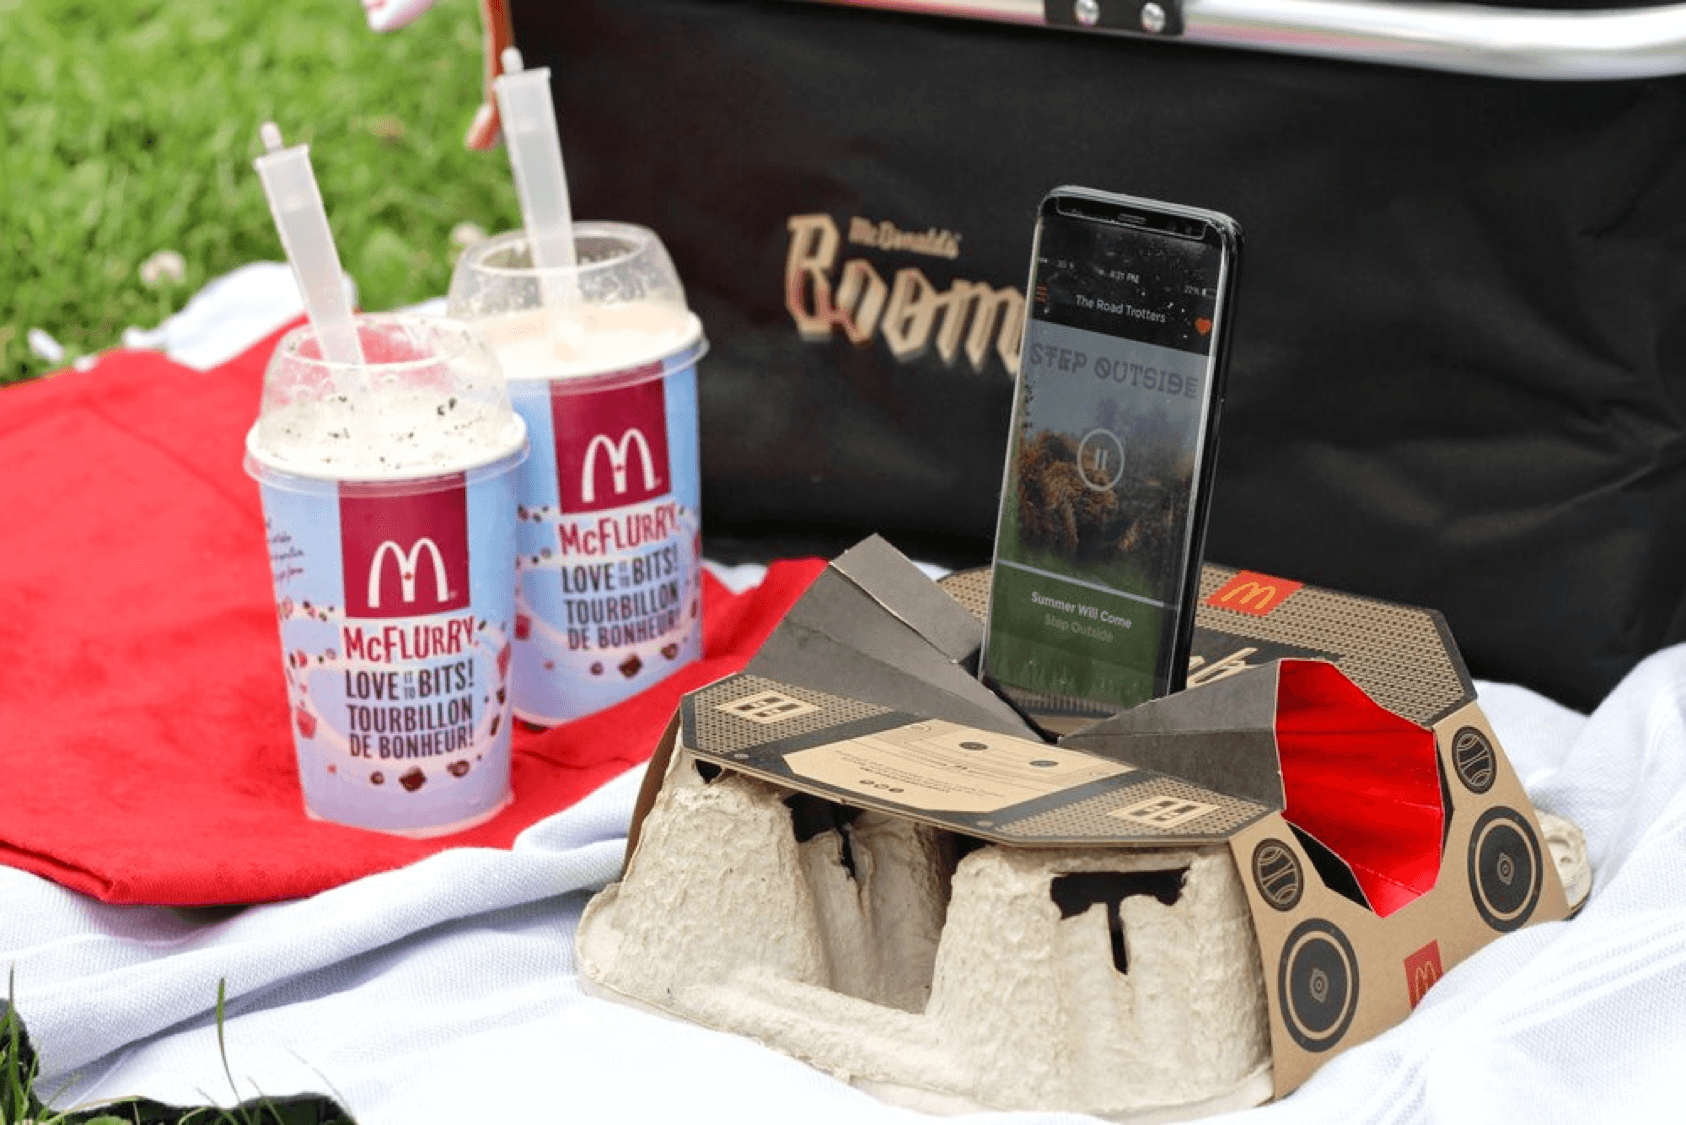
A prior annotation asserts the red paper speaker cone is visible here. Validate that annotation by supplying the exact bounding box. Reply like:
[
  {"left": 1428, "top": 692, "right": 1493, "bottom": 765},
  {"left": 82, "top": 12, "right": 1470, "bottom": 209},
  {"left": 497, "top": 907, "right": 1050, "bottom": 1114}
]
[{"left": 1275, "top": 660, "right": 1445, "bottom": 917}]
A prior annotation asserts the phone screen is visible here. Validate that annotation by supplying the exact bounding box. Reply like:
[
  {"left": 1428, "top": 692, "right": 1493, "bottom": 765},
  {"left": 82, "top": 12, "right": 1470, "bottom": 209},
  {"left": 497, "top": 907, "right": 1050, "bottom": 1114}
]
[{"left": 983, "top": 192, "right": 1235, "bottom": 728}]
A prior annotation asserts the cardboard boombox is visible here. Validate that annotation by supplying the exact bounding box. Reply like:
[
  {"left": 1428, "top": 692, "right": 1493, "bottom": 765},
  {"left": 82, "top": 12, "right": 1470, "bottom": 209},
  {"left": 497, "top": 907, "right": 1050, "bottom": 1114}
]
[{"left": 578, "top": 538, "right": 1577, "bottom": 1118}]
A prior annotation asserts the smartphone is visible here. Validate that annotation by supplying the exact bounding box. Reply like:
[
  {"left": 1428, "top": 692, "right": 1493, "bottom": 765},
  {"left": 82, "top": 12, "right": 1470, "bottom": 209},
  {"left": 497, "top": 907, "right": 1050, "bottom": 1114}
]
[{"left": 981, "top": 186, "right": 1241, "bottom": 733}]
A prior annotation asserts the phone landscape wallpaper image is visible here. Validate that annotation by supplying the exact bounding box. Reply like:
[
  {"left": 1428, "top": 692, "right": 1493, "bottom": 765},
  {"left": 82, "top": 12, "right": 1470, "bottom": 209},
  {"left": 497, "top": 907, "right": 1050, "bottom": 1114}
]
[
  {"left": 999, "top": 338, "right": 1197, "bottom": 609},
  {"left": 987, "top": 213, "right": 1222, "bottom": 713}
]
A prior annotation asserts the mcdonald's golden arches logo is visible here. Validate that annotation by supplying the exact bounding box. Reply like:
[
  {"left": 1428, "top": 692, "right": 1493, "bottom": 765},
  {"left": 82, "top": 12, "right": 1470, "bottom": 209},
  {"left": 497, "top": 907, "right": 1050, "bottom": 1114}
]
[
  {"left": 1403, "top": 940, "right": 1444, "bottom": 1008},
  {"left": 1206, "top": 571, "right": 1304, "bottom": 617}
]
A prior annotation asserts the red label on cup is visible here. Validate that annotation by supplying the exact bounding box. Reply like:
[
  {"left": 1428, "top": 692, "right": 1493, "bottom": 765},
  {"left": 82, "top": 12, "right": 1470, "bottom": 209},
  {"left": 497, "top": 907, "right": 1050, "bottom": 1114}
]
[
  {"left": 552, "top": 370, "right": 670, "bottom": 513},
  {"left": 339, "top": 476, "right": 472, "bottom": 618}
]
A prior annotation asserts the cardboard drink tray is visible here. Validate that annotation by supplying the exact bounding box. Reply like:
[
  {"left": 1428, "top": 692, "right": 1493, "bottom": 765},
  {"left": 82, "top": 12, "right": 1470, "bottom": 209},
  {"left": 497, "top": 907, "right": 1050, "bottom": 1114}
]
[{"left": 583, "top": 538, "right": 1575, "bottom": 1116}]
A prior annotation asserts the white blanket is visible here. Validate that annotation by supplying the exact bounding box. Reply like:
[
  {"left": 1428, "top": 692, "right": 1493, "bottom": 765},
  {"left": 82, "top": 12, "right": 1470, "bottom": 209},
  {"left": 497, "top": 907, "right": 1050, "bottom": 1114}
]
[
  {"left": 27, "top": 272, "right": 1679, "bottom": 1123},
  {"left": 4, "top": 642, "right": 1685, "bottom": 1125}
]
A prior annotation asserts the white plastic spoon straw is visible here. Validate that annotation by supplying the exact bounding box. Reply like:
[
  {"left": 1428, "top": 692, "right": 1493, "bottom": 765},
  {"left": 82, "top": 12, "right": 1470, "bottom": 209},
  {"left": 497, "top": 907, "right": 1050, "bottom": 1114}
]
[
  {"left": 254, "top": 122, "right": 370, "bottom": 376},
  {"left": 493, "top": 49, "right": 580, "bottom": 341}
]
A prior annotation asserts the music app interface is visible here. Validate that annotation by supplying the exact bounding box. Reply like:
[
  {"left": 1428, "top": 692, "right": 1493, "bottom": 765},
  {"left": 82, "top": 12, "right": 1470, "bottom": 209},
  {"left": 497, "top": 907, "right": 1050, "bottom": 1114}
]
[{"left": 986, "top": 214, "right": 1225, "bottom": 719}]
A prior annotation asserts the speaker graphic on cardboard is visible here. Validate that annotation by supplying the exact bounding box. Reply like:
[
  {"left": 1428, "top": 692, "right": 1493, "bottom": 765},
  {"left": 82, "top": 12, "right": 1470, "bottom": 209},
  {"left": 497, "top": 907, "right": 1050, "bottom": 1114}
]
[{"left": 579, "top": 538, "right": 1585, "bottom": 1118}]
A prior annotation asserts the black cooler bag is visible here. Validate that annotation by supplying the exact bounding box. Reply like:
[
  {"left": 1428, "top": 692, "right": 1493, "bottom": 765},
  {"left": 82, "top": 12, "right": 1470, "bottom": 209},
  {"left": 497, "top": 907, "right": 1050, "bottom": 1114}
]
[{"left": 512, "top": 0, "right": 1686, "bottom": 710}]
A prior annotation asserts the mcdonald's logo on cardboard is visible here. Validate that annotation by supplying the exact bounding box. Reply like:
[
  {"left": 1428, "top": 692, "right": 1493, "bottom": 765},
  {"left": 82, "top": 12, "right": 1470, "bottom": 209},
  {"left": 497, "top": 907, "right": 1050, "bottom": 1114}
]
[
  {"left": 1404, "top": 940, "right": 1444, "bottom": 1008},
  {"left": 1206, "top": 571, "right": 1304, "bottom": 617}
]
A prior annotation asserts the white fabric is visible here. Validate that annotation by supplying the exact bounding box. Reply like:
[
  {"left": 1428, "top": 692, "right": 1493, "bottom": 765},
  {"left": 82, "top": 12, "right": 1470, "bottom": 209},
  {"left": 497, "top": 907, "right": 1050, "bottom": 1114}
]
[
  {"left": 362, "top": 0, "right": 442, "bottom": 33},
  {"left": 29, "top": 268, "right": 1686, "bottom": 1119},
  {"left": 120, "top": 263, "right": 358, "bottom": 372},
  {"left": 5, "top": 644, "right": 1686, "bottom": 1124}
]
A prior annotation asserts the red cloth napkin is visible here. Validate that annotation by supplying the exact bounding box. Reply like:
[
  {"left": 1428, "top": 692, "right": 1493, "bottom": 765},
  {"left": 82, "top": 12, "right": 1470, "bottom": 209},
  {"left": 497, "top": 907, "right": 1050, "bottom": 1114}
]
[{"left": 0, "top": 327, "right": 824, "bottom": 906}]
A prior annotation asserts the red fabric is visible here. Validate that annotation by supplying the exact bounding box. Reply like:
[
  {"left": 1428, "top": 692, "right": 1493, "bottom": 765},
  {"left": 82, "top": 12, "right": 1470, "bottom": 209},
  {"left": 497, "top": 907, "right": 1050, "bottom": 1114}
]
[{"left": 0, "top": 326, "right": 824, "bottom": 906}]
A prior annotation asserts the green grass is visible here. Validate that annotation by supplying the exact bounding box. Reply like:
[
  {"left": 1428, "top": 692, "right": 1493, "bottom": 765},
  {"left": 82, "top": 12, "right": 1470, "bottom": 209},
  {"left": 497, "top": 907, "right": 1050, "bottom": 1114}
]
[
  {"left": 1, "top": 0, "right": 522, "bottom": 385},
  {"left": 3, "top": 974, "right": 356, "bottom": 1124}
]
